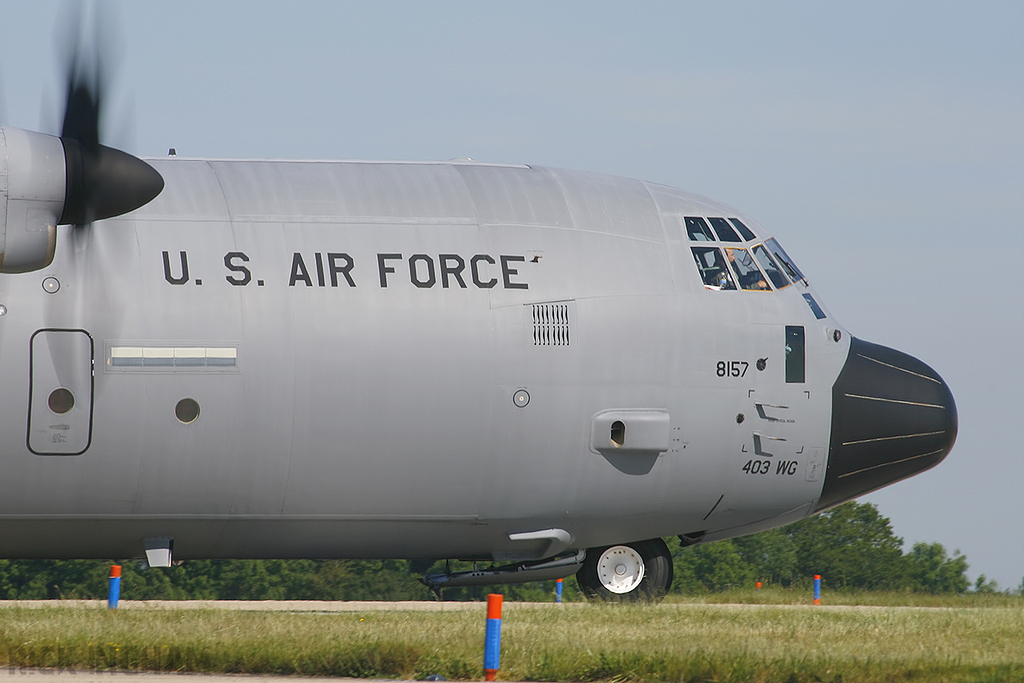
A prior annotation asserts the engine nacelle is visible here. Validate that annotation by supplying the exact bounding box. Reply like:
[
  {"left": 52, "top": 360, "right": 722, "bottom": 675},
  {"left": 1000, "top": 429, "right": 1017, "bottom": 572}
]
[
  {"left": 0, "top": 125, "right": 164, "bottom": 274},
  {"left": 0, "top": 126, "right": 64, "bottom": 273}
]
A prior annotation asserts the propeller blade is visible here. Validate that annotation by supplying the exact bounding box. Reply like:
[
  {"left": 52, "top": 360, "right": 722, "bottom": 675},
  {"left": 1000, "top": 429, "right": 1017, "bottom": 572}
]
[
  {"left": 61, "top": 62, "right": 102, "bottom": 152},
  {"left": 55, "top": 2, "right": 162, "bottom": 226}
]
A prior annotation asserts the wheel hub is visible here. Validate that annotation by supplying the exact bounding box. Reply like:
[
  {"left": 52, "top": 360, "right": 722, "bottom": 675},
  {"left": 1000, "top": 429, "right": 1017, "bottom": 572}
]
[{"left": 596, "top": 545, "right": 645, "bottom": 594}]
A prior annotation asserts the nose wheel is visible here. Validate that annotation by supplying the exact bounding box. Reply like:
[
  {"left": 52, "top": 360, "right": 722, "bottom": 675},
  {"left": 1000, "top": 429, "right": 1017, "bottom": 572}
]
[{"left": 576, "top": 538, "right": 673, "bottom": 601}]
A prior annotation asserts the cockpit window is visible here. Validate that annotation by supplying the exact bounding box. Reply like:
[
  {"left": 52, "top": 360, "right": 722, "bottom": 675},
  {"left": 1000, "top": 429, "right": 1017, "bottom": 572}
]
[
  {"left": 708, "top": 217, "right": 742, "bottom": 242},
  {"left": 685, "top": 217, "right": 715, "bottom": 242},
  {"left": 691, "top": 247, "right": 736, "bottom": 290},
  {"left": 725, "top": 248, "right": 771, "bottom": 290},
  {"left": 751, "top": 244, "right": 790, "bottom": 289},
  {"left": 765, "top": 238, "right": 805, "bottom": 283},
  {"left": 685, "top": 216, "right": 807, "bottom": 294},
  {"left": 729, "top": 218, "right": 757, "bottom": 241}
]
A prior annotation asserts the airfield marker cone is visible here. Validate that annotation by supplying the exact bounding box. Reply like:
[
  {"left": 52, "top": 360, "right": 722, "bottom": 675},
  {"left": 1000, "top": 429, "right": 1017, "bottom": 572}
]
[{"left": 483, "top": 593, "right": 503, "bottom": 681}]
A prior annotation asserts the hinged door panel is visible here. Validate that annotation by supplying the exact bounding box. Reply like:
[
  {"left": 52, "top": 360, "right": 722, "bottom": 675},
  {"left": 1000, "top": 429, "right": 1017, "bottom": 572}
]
[{"left": 28, "top": 329, "right": 94, "bottom": 455}]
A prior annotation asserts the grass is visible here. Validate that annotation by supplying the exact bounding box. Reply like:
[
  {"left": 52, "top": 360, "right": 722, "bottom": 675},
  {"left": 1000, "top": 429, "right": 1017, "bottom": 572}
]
[{"left": 0, "top": 598, "right": 1020, "bottom": 682}]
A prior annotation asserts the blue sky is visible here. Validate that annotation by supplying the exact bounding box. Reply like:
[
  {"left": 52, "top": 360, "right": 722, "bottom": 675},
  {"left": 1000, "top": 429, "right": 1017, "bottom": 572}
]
[{"left": 1, "top": 1, "right": 1022, "bottom": 588}]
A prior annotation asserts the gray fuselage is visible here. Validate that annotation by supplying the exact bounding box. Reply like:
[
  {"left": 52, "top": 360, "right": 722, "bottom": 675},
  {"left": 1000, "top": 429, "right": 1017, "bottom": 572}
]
[{"left": 0, "top": 156, "right": 956, "bottom": 562}]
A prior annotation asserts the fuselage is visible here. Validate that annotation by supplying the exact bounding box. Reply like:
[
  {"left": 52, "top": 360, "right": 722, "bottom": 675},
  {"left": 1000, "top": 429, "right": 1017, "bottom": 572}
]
[{"left": 0, "top": 153, "right": 957, "bottom": 562}]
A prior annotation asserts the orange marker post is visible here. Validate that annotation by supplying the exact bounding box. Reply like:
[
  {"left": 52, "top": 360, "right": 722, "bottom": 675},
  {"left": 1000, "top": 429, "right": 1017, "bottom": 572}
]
[
  {"left": 813, "top": 575, "right": 821, "bottom": 605},
  {"left": 483, "top": 593, "right": 503, "bottom": 681}
]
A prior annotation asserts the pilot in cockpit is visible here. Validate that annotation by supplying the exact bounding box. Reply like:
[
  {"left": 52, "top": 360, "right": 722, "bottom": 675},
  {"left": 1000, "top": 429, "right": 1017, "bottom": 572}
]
[{"left": 726, "top": 248, "right": 770, "bottom": 291}]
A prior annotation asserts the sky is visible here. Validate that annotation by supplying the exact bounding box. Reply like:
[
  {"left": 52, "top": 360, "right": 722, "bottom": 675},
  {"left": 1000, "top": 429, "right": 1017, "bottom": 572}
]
[{"left": 1, "top": 1, "right": 1021, "bottom": 588}]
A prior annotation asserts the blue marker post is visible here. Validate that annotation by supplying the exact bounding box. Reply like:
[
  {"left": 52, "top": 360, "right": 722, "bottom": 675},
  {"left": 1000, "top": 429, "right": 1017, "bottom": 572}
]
[
  {"left": 108, "top": 565, "right": 122, "bottom": 609},
  {"left": 484, "top": 593, "right": 503, "bottom": 681},
  {"left": 813, "top": 574, "right": 821, "bottom": 605},
  {"left": 555, "top": 578, "right": 563, "bottom": 603}
]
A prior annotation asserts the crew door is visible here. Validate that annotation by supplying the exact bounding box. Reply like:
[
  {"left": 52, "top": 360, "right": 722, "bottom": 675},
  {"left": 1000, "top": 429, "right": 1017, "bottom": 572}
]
[{"left": 28, "top": 329, "right": 94, "bottom": 455}]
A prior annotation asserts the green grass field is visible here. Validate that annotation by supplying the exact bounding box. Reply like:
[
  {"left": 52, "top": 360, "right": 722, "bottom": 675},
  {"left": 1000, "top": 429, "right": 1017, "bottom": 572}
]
[{"left": 0, "top": 595, "right": 1020, "bottom": 682}]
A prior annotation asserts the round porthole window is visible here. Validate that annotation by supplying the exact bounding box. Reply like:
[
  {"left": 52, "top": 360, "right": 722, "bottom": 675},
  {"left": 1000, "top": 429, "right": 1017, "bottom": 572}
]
[
  {"left": 48, "top": 388, "right": 75, "bottom": 414},
  {"left": 175, "top": 398, "right": 200, "bottom": 424}
]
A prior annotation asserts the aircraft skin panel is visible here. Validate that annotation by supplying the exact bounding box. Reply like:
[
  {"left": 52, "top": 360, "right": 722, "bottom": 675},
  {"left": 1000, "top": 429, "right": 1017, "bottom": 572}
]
[
  {"left": 455, "top": 165, "right": 574, "bottom": 228},
  {"left": 144, "top": 159, "right": 479, "bottom": 224},
  {"left": 135, "top": 160, "right": 232, "bottom": 220},
  {"left": 0, "top": 155, "right": 955, "bottom": 561},
  {"left": 546, "top": 167, "right": 665, "bottom": 243}
]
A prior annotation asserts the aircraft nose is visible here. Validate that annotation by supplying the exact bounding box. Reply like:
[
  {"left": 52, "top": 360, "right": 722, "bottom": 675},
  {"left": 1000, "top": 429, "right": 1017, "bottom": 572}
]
[{"left": 815, "top": 337, "right": 957, "bottom": 511}]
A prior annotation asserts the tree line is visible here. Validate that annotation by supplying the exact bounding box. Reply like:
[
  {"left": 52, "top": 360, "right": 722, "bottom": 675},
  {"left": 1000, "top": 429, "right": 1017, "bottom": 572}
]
[
  {"left": 0, "top": 502, "right": 1003, "bottom": 600},
  {"left": 671, "top": 500, "right": 980, "bottom": 593}
]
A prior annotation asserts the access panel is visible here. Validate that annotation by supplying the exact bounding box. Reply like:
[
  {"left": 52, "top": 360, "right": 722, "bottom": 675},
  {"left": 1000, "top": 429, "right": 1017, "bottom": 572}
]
[{"left": 28, "top": 329, "right": 94, "bottom": 455}]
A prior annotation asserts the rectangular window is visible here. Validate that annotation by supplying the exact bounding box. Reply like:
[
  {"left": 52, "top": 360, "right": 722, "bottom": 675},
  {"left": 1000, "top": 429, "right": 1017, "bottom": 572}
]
[
  {"left": 728, "top": 218, "right": 757, "bottom": 241},
  {"left": 802, "top": 293, "right": 827, "bottom": 319},
  {"left": 708, "top": 217, "right": 742, "bottom": 242},
  {"left": 691, "top": 247, "right": 736, "bottom": 290},
  {"left": 108, "top": 345, "right": 238, "bottom": 370},
  {"left": 785, "top": 326, "right": 805, "bottom": 383},
  {"left": 684, "top": 216, "right": 715, "bottom": 241}
]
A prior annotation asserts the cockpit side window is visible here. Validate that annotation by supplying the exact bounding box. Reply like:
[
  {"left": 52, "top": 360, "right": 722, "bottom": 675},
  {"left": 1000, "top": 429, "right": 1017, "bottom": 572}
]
[
  {"left": 708, "top": 217, "right": 742, "bottom": 242},
  {"left": 725, "top": 248, "right": 771, "bottom": 290},
  {"left": 751, "top": 244, "right": 790, "bottom": 289},
  {"left": 685, "top": 216, "right": 715, "bottom": 242},
  {"left": 729, "top": 218, "right": 757, "bottom": 241},
  {"left": 765, "top": 238, "right": 805, "bottom": 283},
  {"left": 691, "top": 247, "right": 736, "bottom": 290}
]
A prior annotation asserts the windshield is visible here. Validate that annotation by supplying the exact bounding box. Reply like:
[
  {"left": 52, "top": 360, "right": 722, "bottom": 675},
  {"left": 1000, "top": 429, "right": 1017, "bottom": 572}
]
[
  {"left": 682, "top": 215, "right": 808, "bottom": 292},
  {"left": 751, "top": 243, "right": 790, "bottom": 289},
  {"left": 765, "top": 238, "right": 805, "bottom": 283},
  {"left": 724, "top": 248, "right": 771, "bottom": 291},
  {"left": 691, "top": 247, "right": 737, "bottom": 290}
]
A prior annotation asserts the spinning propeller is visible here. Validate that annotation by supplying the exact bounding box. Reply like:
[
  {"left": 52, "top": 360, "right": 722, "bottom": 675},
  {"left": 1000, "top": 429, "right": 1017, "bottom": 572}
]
[
  {"left": 0, "top": 6, "right": 164, "bottom": 273},
  {"left": 56, "top": 11, "right": 163, "bottom": 227}
]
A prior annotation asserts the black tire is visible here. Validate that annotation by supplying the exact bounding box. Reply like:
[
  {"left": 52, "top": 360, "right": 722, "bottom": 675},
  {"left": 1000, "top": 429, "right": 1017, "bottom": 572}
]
[{"left": 575, "top": 537, "right": 673, "bottom": 602}]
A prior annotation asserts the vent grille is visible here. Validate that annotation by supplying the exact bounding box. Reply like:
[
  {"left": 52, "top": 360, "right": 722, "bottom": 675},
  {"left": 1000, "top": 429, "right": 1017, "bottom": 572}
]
[{"left": 532, "top": 303, "right": 571, "bottom": 346}]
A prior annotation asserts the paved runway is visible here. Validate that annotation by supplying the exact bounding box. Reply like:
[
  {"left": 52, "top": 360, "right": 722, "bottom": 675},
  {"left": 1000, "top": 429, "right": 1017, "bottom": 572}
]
[
  {"left": 0, "top": 599, "right": 559, "bottom": 612},
  {"left": 0, "top": 670, "right": 418, "bottom": 683}
]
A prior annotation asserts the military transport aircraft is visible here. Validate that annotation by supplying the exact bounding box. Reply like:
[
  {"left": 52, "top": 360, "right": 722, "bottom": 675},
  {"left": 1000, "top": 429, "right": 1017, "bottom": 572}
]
[{"left": 0, "top": 28, "right": 956, "bottom": 601}]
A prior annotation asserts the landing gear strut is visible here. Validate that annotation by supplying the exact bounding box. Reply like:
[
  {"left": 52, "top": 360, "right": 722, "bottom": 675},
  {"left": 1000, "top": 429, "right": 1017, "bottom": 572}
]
[{"left": 576, "top": 537, "right": 673, "bottom": 601}]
